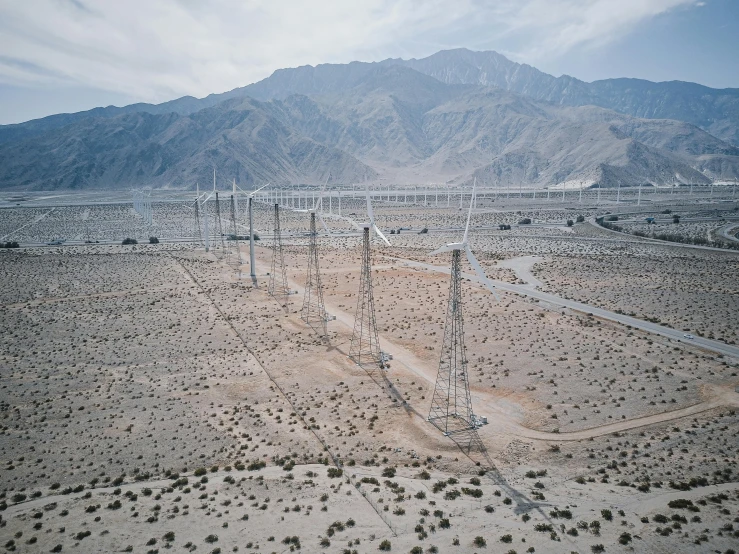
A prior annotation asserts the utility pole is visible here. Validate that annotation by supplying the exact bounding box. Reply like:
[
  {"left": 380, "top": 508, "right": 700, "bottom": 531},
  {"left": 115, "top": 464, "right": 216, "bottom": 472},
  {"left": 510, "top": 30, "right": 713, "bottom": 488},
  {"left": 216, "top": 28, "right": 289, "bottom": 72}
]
[
  {"left": 230, "top": 195, "right": 243, "bottom": 266},
  {"left": 203, "top": 196, "right": 210, "bottom": 252},
  {"left": 248, "top": 197, "right": 256, "bottom": 279}
]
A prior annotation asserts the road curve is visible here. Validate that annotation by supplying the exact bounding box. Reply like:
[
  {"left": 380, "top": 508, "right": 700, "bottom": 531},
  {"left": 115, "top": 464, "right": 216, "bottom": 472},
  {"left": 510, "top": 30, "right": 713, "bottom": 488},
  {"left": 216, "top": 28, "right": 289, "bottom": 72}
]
[{"left": 397, "top": 257, "right": 739, "bottom": 360}]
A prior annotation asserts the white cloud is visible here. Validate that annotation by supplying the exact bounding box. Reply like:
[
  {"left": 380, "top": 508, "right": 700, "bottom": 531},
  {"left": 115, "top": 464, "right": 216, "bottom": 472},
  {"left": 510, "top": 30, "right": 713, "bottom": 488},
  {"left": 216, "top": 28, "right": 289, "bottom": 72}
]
[{"left": 0, "top": 0, "right": 700, "bottom": 103}]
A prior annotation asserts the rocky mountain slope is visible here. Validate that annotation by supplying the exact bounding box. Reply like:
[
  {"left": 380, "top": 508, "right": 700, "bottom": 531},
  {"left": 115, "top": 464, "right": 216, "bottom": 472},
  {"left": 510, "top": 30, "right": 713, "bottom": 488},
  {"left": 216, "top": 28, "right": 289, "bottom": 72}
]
[
  {"left": 0, "top": 97, "right": 375, "bottom": 190},
  {"left": 391, "top": 49, "right": 739, "bottom": 147},
  {"left": 0, "top": 52, "right": 738, "bottom": 190}
]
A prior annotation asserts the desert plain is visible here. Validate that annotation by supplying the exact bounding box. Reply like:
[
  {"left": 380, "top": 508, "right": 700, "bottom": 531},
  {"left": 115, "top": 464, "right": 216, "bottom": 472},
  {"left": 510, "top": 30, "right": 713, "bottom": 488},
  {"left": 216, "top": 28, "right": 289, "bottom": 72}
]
[{"left": 1, "top": 190, "right": 738, "bottom": 554}]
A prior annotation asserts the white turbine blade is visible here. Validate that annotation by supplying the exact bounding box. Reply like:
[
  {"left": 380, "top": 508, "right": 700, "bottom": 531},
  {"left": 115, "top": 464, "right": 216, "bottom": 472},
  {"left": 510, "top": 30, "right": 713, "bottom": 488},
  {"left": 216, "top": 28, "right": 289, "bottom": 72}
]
[
  {"left": 365, "top": 185, "right": 375, "bottom": 222},
  {"left": 463, "top": 177, "right": 476, "bottom": 244},
  {"left": 465, "top": 244, "right": 500, "bottom": 301},
  {"left": 248, "top": 182, "right": 270, "bottom": 197},
  {"left": 429, "top": 244, "right": 456, "bottom": 256},
  {"left": 372, "top": 223, "right": 391, "bottom": 246},
  {"left": 317, "top": 213, "right": 331, "bottom": 235}
]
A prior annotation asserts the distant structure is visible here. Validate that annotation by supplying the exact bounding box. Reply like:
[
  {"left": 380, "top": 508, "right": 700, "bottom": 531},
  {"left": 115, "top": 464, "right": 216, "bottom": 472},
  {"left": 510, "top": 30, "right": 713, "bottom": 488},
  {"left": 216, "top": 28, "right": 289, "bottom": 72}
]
[
  {"left": 349, "top": 187, "right": 390, "bottom": 368},
  {"left": 427, "top": 179, "right": 498, "bottom": 436},
  {"left": 194, "top": 186, "right": 203, "bottom": 247},
  {"left": 247, "top": 183, "right": 270, "bottom": 281},
  {"left": 132, "top": 188, "right": 153, "bottom": 225},
  {"left": 268, "top": 203, "right": 291, "bottom": 311},
  {"left": 214, "top": 192, "right": 228, "bottom": 257},
  {"left": 229, "top": 194, "right": 243, "bottom": 267}
]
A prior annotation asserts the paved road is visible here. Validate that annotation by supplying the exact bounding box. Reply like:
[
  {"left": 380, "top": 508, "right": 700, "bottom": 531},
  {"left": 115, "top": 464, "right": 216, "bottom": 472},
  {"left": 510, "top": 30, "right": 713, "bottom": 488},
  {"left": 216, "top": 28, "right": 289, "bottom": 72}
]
[
  {"left": 586, "top": 218, "right": 739, "bottom": 254},
  {"left": 717, "top": 222, "right": 739, "bottom": 243},
  {"left": 397, "top": 257, "right": 739, "bottom": 360}
]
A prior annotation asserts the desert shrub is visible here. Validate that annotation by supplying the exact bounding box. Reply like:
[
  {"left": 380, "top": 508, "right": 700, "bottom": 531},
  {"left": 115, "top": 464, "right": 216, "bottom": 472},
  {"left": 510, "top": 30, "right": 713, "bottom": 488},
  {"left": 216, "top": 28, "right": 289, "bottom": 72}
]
[
  {"left": 378, "top": 539, "right": 391, "bottom": 551},
  {"left": 149, "top": 237, "right": 159, "bottom": 244},
  {"left": 327, "top": 468, "right": 343, "bottom": 478},
  {"left": 382, "top": 467, "right": 396, "bottom": 478},
  {"left": 576, "top": 215, "right": 585, "bottom": 223},
  {"left": 601, "top": 509, "right": 612, "bottom": 521},
  {"left": 497, "top": 535, "right": 508, "bottom": 544},
  {"left": 668, "top": 499, "right": 695, "bottom": 510},
  {"left": 204, "top": 534, "right": 218, "bottom": 543},
  {"left": 567, "top": 219, "right": 574, "bottom": 226},
  {"left": 444, "top": 489, "right": 461, "bottom": 500},
  {"left": 461, "top": 487, "right": 483, "bottom": 498},
  {"left": 122, "top": 238, "right": 138, "bottom": 245},
  {"left": 519, "top": 218, "right": 532, "bottom": 224}
]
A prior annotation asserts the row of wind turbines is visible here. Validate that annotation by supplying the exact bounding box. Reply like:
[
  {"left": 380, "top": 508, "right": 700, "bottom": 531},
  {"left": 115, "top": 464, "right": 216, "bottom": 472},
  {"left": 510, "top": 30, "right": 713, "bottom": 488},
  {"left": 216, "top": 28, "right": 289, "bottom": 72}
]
[{"left": 229, "top": 176, "right": 500, "bottom": 441}]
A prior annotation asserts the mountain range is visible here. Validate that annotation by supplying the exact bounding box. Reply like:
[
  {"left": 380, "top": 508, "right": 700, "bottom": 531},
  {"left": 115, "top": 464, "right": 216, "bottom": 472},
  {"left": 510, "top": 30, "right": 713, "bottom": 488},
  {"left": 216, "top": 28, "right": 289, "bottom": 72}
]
[{"left": 1, "top": 48, "right": 738, "bottom": 191}]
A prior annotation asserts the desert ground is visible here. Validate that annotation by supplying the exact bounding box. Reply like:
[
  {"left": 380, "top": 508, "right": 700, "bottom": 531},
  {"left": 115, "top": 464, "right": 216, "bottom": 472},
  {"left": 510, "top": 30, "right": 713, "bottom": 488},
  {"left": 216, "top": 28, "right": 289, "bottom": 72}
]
[{"left": 1, "top": 190, "right": 738, "bottom": 554}]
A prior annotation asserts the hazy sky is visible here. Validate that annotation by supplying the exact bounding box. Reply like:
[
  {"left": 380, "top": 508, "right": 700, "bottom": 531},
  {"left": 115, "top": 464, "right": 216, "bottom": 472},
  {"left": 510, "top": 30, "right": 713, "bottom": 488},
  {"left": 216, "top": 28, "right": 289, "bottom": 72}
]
[{"left": 0, "top": 0, "right": 736, "bottom": 124}]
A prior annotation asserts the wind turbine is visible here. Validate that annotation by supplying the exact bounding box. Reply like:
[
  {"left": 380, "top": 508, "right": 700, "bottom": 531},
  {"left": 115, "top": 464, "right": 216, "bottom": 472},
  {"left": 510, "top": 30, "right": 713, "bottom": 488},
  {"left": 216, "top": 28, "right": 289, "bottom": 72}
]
[
  {"left": 427, "top": 179, "right": 498, "bottom": 438},
  {"left": 233, "top": 182, "right": 271, "bottom": 279},
  {"left": 348, "top": 185, "right": 390, "bottom": 367},
  {"left": 429, "top": 180, "right": 499, "bottom": 299},
  {"left": 295, "top": 175, "right": 331, "bottom": 235},
  {"left": 363, "top": 185, "right": 390, "bottom": 246}
]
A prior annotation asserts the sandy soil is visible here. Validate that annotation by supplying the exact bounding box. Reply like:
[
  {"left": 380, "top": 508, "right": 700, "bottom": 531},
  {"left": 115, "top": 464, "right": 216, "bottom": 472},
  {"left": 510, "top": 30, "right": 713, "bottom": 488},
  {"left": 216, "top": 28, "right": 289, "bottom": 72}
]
[{"left": 1, "top": 197, "right": 738, "bottom": 553}]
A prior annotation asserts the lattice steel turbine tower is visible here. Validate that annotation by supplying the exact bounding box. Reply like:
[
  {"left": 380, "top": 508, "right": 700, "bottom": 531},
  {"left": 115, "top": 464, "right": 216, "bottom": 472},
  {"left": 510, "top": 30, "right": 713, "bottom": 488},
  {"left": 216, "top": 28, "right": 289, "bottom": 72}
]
[
  {"left": 301, "top": 211, "right": 328, "bottom": 335},
  {"left": 349, "top": 187, "right": 390, "bottom": 368},
  {"left": 269, "top": 203, "right": 291, "bottom": 311},
  {"left": 427, "top": 179, "right": 499, "bottom": 436}
]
